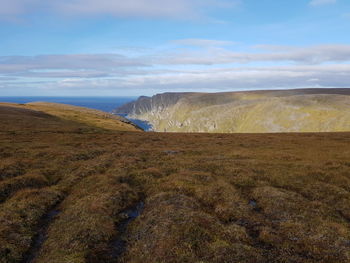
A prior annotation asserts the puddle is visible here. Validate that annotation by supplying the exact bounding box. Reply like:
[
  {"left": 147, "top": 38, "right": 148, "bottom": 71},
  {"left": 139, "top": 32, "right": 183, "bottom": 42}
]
[
  {"left": 249, "top": 200, "right": 257, "bottom": 207},
  {"left": 111, "top": 201, "right": 144, "bottom": 260},
  {"left": 248, "top": 199, "right": 261, "bottom": 212},
  {"left": 22, "top": 209, "right": 60, "bottom": 263}
]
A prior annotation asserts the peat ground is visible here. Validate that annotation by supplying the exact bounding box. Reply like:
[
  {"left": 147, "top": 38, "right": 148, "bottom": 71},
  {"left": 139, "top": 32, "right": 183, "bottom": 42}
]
[{"left": 0, "top": 104, "right": 350, "bottom": 263}]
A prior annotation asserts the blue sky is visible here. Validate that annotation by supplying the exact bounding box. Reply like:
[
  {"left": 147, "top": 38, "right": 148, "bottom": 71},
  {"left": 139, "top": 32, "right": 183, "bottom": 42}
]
[{"left": 0, "top": 0, "right": 349, "bottom": 96}]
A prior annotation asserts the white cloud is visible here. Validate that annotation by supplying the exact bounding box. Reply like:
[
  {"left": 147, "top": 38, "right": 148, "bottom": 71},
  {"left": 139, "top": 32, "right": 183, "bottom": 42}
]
[
  {"left": 0, "top": 0, "right": 49, "bottom": 17},
  {"left": 116, "top": 64, "right": 350, "bottom": 90},
  {"left": 1, "top": 43, "right": 350, "bottom": 94},
  {"left": 0, "top": 0, "right": 236, "bottom": 20},
  {"left": 309, "top": 0, "right": 337, "bottom": 7},
  {"left": 3, "top": 44, "right": 350, "bottom": 76},
  {"left": 4, "top": 64, "right": 350, "bottom": 93},
  {"left": 0, "top": 54, "right": 147, "bottom": 73},
  {"left": 158, "top": 44, "right": 350, "bottom": 65},
  {"left": 57, "top": 0, "right": 194, "bottom": 18}
]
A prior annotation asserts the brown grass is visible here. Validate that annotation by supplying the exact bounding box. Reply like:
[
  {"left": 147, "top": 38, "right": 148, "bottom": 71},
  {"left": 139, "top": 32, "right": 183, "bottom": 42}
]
[
  {"left": 0, "top": 103, "right": 349, "bottom": 263},
  {"left": 0, "top": 102, "right": 141, "bottom": 132}
]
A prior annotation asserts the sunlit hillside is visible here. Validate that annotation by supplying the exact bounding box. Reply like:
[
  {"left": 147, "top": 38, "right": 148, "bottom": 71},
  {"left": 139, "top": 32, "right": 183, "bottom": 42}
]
[
  {"left": 115, "top": 88, "right": 350, "bottom": 133},
  {"left": 1, "top": 103, "right": 350, "bottom": 263},
  {"left": 1, "top": 102, "right": 142, "bottom": 132}
]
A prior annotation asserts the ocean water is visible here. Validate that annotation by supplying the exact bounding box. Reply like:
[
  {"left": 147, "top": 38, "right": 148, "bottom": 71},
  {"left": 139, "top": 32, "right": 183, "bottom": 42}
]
[
  {"left": 0, "top": 96, "right": 153, "bottom": 131},
  {"left": 118, "top": 114, "right": 153, "bottom": 131}
]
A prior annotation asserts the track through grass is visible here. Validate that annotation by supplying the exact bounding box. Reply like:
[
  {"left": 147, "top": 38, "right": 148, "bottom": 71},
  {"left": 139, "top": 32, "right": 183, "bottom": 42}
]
[{"left": 1, "top": 103, "right": 350, "bottom": 263}]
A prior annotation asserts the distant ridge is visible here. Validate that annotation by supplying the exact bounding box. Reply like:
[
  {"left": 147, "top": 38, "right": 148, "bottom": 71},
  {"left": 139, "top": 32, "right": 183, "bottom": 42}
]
[{"left": 114, "top": 88, "right": 350, "bottom": 133}]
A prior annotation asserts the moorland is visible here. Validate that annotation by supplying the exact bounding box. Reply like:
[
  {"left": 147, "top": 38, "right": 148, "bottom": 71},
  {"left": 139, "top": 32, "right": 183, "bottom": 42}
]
[{"left": 0, "top": 102, "right": 350, "bottom": 263}]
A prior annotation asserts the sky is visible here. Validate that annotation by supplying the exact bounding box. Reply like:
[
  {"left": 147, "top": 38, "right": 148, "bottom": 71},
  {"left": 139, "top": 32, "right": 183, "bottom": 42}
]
[{"left": 0, "top": 0, "right": 349, "bottom": 96}]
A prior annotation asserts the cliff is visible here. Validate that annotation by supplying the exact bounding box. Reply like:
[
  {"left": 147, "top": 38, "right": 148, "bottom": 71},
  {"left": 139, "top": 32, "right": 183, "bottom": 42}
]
[
  {"left": 114, "top": 88, "right": 350, "bottom": 133},
  {"left": 113, "top": 93, "right": 195, "bottom": 115}
]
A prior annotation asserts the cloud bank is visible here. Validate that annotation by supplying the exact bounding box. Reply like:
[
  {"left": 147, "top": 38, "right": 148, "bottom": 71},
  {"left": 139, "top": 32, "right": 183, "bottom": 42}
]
[
  {"left": 160, "top": 44, "right": 350, "bottom": 65},
  {"left": 1, "top": 41, "right": 349, "bottom": 95}
]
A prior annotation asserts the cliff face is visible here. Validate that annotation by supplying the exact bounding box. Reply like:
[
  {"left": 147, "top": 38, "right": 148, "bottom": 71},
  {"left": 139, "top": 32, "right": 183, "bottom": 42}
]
[
  {"left": 114, "top": 88, "right": 350, "bottom": 133},
  {"left": 113, "top": 93, "right": 195, "bottom": 115}
]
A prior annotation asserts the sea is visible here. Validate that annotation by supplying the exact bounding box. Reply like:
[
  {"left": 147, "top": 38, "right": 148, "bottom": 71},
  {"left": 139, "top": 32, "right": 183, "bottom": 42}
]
[{"left": 0, "top": 96, "right": 152, "bottom": 131}]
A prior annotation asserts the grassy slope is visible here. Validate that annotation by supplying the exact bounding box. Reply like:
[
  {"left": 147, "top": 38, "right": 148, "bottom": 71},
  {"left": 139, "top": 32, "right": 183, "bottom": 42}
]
[
  {"left": 0, "top": 102, "right": 142, "bottom": 132},
  {"left": 131, "top": 89, "right": 350, "bottom": 133},
  {"left": 0, "top": 103, "right": 350, "bottom": 263}
]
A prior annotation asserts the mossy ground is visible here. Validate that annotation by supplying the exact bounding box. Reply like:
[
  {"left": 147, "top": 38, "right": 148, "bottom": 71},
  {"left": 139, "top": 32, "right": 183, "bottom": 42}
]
[{"left": 0, "top": 104, "right": 350, "bottom": 263}]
